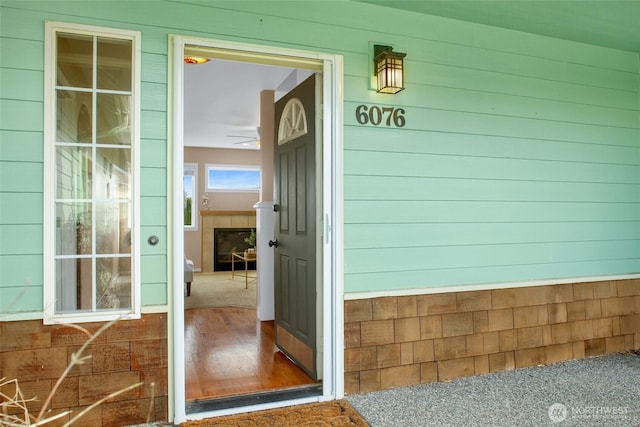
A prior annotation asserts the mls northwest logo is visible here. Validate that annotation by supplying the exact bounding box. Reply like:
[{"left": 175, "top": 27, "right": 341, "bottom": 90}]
[{"left": 549, "top": 403, "right": 568, "bottom": 423}]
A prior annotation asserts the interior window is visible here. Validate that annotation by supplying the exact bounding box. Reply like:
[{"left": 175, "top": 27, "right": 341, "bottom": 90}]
[
  {"left": 184, "top": 163, "right": 197, "bottom": 230},
  {"left": 206, "top": 164, "right": 261, "bottom": 192}
]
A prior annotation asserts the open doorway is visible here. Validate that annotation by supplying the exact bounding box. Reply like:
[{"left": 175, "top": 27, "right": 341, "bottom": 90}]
[{"left": 172, "top": 38, "right": 342, "bottom": 419}]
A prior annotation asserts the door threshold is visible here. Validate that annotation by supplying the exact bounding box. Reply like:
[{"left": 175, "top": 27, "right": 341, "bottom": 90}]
[{"left": 185, "top": 383, "right": 322, "bottom": 414}]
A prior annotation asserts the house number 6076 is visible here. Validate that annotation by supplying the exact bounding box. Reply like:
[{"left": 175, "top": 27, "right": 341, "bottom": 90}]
[{"left": 355, "top": 105, "right": 406, "bottom": 127}]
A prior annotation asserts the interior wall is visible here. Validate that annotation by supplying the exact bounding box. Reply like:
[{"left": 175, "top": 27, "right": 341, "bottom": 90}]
[{"left": 183, "top": 147, "right": 261, "bottom": 269}]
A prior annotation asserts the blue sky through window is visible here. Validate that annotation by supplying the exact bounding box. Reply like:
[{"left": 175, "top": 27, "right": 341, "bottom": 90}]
[{"left": 208, "top": 167, "right": 260, "bottom": 191}]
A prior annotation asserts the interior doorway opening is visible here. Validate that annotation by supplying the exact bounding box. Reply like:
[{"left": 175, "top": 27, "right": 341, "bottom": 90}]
[{"left": 176, "top": 44, "right": 333, "bottom": 414}]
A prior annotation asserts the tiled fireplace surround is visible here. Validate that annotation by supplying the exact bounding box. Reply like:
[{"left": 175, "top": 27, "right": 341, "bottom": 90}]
[{"left": 344, "top": 279, "right": 640, "bottom": 394}]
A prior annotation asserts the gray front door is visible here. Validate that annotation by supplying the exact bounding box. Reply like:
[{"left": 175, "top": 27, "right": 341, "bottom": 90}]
[{"left": 273, "top": 74, "right": 319, "bottom": 380}]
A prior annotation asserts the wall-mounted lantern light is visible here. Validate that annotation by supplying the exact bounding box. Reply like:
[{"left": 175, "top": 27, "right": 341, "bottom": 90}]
[{"left": 374, "top": 44, "right": 406, "bottom": 94}]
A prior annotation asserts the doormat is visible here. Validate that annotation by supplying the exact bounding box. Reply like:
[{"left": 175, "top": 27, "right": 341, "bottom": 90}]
[{"left": 180, "top": 399, "right": 369, "bottom": 427}]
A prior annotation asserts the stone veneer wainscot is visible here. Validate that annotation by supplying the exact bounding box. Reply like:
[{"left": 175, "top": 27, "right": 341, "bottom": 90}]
[{"left": 344, "top": 279, "right": 640, "bottom": 394}]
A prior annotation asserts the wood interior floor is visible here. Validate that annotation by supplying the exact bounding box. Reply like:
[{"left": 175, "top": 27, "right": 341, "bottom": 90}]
[{"left": 184, "top": 306, "right": 318, "bottom": 401}]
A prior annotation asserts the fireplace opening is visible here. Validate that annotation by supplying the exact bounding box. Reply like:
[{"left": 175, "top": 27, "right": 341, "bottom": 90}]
[{"left": 213, "top": 228, "right": 256, "bottom": 271}]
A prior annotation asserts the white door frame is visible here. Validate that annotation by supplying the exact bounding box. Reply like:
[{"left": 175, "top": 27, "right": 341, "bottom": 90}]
[{"left": 168, "top": 35, "right": 344, "bottom": 423}]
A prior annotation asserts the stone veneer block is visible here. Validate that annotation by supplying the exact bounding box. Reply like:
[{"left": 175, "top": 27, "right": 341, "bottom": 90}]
[
  {"left": 601, "top": 296, "right": 637, "bottom": 317},
  {"left": 517, "top": 326, "right": 545, "bottom": 349},
  {"left": 620, "top": 314, "right": 640, "bottom": 335},
  {"left": 4, "top": 379, "right": 52, "bottom": 414},
  {"left": 2, "top": 347, "right": 67, "bottom": 382},
  {"left": 360, "top": 319, "right": 394, "bottom": 346},
  {"left": 483, "top": 331, "right": 500, "bottom": 353},
  {"left": 344, "top": 347, "right": 361, "bottom": 372},
  {"left": 545, "top": 343, "right": 574, "bottom": 364},
  {"left": 345, "top": 300, "right": 373, "bottom": 322},
  {"left": 131, "top": 339, "right": 168, "bottom": 370},
  {"left": 605, "top": 335, "right": 627, "bottom": 353},
  {"left": 49, "top": 377, "right": 80, "bottom": 409},
  {"left": 101, "top": 398, "right": 153, "bottom": 426},
  {"left": 572, "top": 341, "right": 586, "bottom": 359},
  {"left": 498, "top": 330, "right": 517, "bottom": 351},
  {"left": 487, "top": 308, "right": 514, "bottom": 331},
  {"left": 465, "top": 334, "right": 484, "bottom": 357},
  {"left": 344, "top": 322, "right": 361, "bottom": 348},
  {"left": 1, "top": 320, "right": 51, "bottom": 351},
  {"left": 372, "top": 297, "right": 397, "bottom": 320},
  {"left": 380, "top": 365, "right": 420, "bottom": 389},
  {"left": 474, "top": 355, "right": 490, "bottom": 375},
  {"left": 442, "top": 312, "right": 474, "bottom": 337},
  {"left": 106, "top": 314, "right": 166, "bottom": 342},
  {"left": 420, "top": 361, "right": 438, "bottom": 383},
  {"left": 359, "top": 369, "right": 380, "bottom": 393},
  {"left": 573, "top": 282, "right": 596, "bottom": 300},
  {"left": 584, "top": 338, "right": 606, "bottom": 356},
  {"left": 78, "top": 371, "right": 142, "bottom": 405},
  {"left": 91, "top": 342, "right": 132, "bottom": 373},
  {"left": 360, "top": 347, "right": 377, "bottom": 371},
  {"left": 400, "top": 342, "right": 413, "bottom": 365},
  {"left": 376, "top": 344, "right": 400, "bottom": 369},
  {"left": 413, "top": 340, "right": 434, "bottom": 363},
  {"left": 438, "top": 357, "right": 474, "bottom": 381},
  {"left": 51, "top": 323, "right": 107, "bottom": 347},
  {"left": 344, "top": 372, "right": 359, "bottom": 394},
  {"left": 491, "top": 288, "right": 516, "bottom": 309},
  {"left": 513, "top": 305, "right": 548, "bottom": 328},
  {"left": 584, "top": 299, "right": 602, "bottom": 319},
  {"left": 591, "top": 317, "right": 614, "bottom": 338},
  {"left": 434, "top": 336, "right": 466, "bottom": 360},
  {"left": 488, "top": 351, "right": 515, "bottom": 372},
  {"left": 515, "top": 347, "right": 546, "bottom": 368},
  {"left": 419, "top": 315, "right": 443, "bottom": 339},
  {"left": 417, "top": 293, "right": 457, "bottom": 315},
  {"left": 394, "top": 317, "right": 420, "bottom": 342},
  {"left": 397, "top": 296, "right": 417, "bottom": 318},
  {"left": 570, "top": 320, "right": 593, "bottom": 341},
  {"left": 473, "top": 311, "right": 489, "bottom": 333},
  {"left": 593, "top": 281, "right": 618, "bottom": 298},
  {"left": 456, "top": 290, "right": 491, "bottom": 312},
  {"left": 514, "top": 286, "right": 550, "bottom": 307},
  {"left": 617, "top": 279, "right": 640, "bottom": 296},
  {"left": 548, "top": 303, "right": 568, "bottom": 324}
]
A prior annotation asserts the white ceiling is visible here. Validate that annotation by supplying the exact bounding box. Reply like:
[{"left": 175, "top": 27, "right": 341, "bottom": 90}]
[{"left": 184, "top": 59, "right": 311, "bottom": 150}]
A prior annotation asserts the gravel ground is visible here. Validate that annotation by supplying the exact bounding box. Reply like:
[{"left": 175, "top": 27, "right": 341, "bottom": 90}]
[{"left": 347, "top": 352, "right": 640, "bottom": 427}]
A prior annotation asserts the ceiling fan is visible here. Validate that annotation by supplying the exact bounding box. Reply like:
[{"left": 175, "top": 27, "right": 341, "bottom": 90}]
[{"left": 227, "top": 127, "right": 261, "bottom": 147}]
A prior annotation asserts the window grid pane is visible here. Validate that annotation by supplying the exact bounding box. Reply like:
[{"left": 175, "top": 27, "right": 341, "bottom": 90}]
[{"left": 54, "top": 30, "right": 134, "bottom": 314}]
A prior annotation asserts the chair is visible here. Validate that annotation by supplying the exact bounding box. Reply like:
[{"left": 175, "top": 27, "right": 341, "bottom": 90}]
[{"left": 184, "top": 256, "right": 194, "bottom": 296}]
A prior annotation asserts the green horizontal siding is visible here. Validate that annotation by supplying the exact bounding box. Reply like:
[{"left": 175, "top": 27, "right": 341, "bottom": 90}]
[
  {"left": 346, "top": 241, "right": 640, "bottom": 275},
  {"left": 0, "top": 0, "right": 638, "bottom": 308},
  {"left": 345, "top": 176, "right": 639, "bottom": 203},
  {"left": 0, "top": 131, "right": 43, "bottom": 162}
]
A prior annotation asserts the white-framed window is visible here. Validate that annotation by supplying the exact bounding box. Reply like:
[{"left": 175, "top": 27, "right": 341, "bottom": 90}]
[
  {"left": 43, "top": 22, "right": 141, "bottom": 323},
  {"left": 183, "top": 163, "right": 198, "bottom": 230},
  {"left": 206, "top": 164, "right": 261, "bottom": 192}
]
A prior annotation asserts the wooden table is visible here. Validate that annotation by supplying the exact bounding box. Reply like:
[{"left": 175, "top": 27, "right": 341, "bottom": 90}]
[{"left": 231, "top": 252, "right": 256, "bottom": 289}]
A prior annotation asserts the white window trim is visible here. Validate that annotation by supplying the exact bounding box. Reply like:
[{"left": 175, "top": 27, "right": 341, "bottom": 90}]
[
  {"left": 205, "top": 163, "right": 261, "bottom": 193},
  {"left": 43, "top": 21, "right": 142, "bottom": 324},
  {"left": 184, "top": 163, "right": 198, "bottom": 231}
]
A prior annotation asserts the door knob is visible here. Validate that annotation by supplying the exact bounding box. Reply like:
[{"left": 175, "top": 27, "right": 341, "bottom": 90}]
[{"left": 268, "top": 239, "right": 279, "bottom": 248}]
